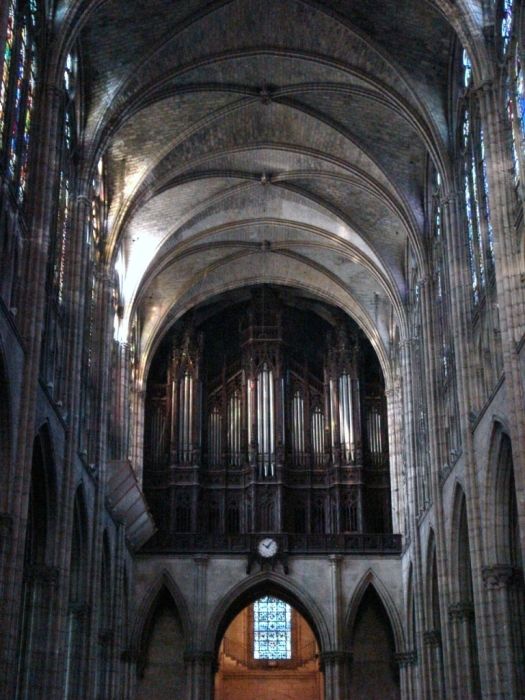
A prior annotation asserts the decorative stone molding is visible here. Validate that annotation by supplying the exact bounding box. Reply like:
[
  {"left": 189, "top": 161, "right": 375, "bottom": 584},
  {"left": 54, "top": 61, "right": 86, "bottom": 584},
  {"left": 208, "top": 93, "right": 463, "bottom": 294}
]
[
  {"left": 448, "top": 601, "right": 474, "bottom": 622},
  {"left": 394, "top": 651, "right": 417, "bottom": 668},
  {"left": 319, "top": 650, "right": 352, "bottom": 671},
  {"left": 423, "top": 629, "right": 441, "bottom": 647},
  {"left": 482, "top": 564, "right": 515, "bottom": 590}
]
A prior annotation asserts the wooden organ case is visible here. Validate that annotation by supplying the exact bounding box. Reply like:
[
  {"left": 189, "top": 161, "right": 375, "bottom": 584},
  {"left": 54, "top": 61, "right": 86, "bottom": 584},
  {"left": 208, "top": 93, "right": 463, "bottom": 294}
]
[{"left": 144, "top": 291, "right": 393, "bottom": 549}]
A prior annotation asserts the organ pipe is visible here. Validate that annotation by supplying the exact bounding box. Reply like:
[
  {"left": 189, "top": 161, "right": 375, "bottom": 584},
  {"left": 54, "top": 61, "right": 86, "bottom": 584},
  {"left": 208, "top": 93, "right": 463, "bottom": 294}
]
[
  {"left": 228, "top": 391, "right": 242, "bottom": 465},
  {"left": 339, "top": 373, "right": 353, "bottom": 463},
  {"left": 257, "top": 363, "right": 275, "bottom": 477},
  {"left": 311, "top": 406, "right": 324, "bottom": 466}
]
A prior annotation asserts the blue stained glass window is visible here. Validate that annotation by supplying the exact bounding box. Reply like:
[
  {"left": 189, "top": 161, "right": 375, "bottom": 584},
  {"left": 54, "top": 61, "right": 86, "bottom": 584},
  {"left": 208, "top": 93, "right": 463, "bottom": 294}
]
[
  {"left": 501, "top": 0, "right": 513, "bottom": 50},
  {"left": 253, "top": 597, "right": 291, "bottom": 660},
  {"left": 462, "top": 49, "right": 472, "bottom": 88}
]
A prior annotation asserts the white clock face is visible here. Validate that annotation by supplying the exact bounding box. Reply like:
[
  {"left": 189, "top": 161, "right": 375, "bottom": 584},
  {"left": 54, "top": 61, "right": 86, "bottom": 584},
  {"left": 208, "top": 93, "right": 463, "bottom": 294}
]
[{"left": 258, "top": 537, "right": 278, "bottom": 558}]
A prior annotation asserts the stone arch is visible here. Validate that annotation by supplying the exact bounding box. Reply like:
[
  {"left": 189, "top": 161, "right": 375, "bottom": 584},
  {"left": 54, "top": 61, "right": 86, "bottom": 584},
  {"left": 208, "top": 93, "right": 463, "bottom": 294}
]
[
  {"left": 425, "top": 529, "right": 440, "bottom": 629},
  {"left": 449, "top": 481, "right": 472, "bottom": 601},
  {"left": 133, "top": 571, "right": 190, "bottom": 699},
  {"left": 64, "top": 484, "right": 91, "bottom": 698},
  {"left": 344, "top": 568, "right": 404, "bottom": 652},
  {"left": 132, "top": 569, "right": 192, "bottom": 659},
  {"left": 207, "top": 571, "right": 331, "bottom": 661},
  {"left": 344, "top": 569, "right": 402, "bottom": 699},
  {"left": 405, "top": 562, "right": 416, "bottom": 650},
  {"left": 16, "top": 426, "right": 59, "bottom": 696},
  {"left": 484, "top": 419, "right": 518, "bottom": 563}
]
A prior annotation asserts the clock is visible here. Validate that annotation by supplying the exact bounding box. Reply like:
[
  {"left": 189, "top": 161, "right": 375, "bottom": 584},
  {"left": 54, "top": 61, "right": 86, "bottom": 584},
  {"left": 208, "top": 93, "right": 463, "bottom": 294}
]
[{"left": 258, "top": 537, "right": 278, "bottom": 559}]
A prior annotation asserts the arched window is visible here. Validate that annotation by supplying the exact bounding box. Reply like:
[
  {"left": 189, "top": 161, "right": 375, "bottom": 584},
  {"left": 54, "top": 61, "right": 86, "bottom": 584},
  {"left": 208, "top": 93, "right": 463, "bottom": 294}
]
[
  {"left": 500, "top": 0, "right": 525, "bottom": 191},
  {"left": 460, "top": 49, "right": 494, "bottom": 305},
  {"left": 53, "top": 52, "right": 77, "bottom": 306},
  {"left": 0, "top": 0, "right": 39, "bottom": 203}
]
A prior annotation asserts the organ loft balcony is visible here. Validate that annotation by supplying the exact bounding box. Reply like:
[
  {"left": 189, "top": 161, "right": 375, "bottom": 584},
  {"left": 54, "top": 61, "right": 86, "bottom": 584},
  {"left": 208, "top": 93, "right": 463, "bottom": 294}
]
[{"left": 142, "top": 286, "right": 401, "bottom": 556}]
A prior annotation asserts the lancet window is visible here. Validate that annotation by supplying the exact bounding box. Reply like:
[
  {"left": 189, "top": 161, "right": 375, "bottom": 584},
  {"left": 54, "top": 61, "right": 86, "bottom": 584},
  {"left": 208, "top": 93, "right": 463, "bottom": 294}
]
[
  {"left": 40, "top": 51, "right": 79, "bottom": 400},
  {"left": 0, "top": 0, "right": 39, "bottom": 203},
  {"left": 500, "top": 0, "right": 525, "bottom": 190},
  {"left": 430, "top": 166, "right": 461, "bottom": 467},
  {"left": 460, "top": 50, "right": 494, "bottom": 305}
]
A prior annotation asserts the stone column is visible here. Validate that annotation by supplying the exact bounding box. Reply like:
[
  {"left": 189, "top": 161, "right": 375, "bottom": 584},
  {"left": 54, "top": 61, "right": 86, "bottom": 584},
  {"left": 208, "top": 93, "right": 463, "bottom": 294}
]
[
  {"left": 448, "top": 602, "right": 478, "bottom": 698},
  {"left": 395, "top": 651, "right": 418, "bottom": 699},
  {"left": 423, "top": 630, "right": 444, "bottom": 699},
  {"left": 481, "top": 564, "right": 519, "bottom": 698},
  {"left": 477, "top": 80, "right": 525, "bottom": 571},
  {"left": 185, "top": 555, "right": 211, "bottom": 699},
  {"left": 321, "top": 555, "right": 349, "bottom": 698},
  {"left": 185, "top": 651, "right": 215, "bottom": 700},
  {"left": 321, "top": 651, "right": 352, "bottom": 700},
  {"left": 0, "top": 76, "right": 63, "bottom": 699}
]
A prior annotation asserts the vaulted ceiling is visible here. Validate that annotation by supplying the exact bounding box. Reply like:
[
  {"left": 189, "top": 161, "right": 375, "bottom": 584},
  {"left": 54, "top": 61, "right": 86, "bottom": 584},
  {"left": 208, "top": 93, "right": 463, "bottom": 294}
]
[{"left": 76, "top": 0, "right": 463, "bottom": 376}]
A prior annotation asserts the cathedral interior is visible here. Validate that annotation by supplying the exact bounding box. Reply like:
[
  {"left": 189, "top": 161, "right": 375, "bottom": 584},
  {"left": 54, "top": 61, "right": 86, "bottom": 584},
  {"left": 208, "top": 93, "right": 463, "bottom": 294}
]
[{"left": 0, "top": 0, "right": 525, "bottom": 698}]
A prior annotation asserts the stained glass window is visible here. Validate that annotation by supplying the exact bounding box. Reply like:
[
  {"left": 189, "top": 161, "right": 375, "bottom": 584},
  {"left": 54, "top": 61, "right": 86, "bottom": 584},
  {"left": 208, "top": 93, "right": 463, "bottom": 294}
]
[
  {"left": 501, "top": 0, "right": 513, "bottom": 52},
  {"left": 253, "top": 597, "right": 291, "bottom": 660},
  {"left": 503, "top": 1, "right": 525, "bottom": 188},
  {"left": 5, "top": 0, "right": 38, "bottom": 202},
  {"left": 0, "top": 0, "right": 16, "bottom": 138},
  {"left": 53, "top": 52, "right": 76, "bottom": 304},
  {"left": 460, "top": 48, "right": 494, "bottom": 305}
]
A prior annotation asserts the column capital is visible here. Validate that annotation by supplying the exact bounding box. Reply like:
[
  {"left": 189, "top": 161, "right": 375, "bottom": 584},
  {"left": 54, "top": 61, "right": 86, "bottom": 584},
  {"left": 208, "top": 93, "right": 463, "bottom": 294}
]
[
  {"left": 394, "top": 650, "right": 417, "bottom": 668},
  {"left": 448, "top": 600, "right": 474, "bottom": 621},
  {"left": 193, "top": 553, "right": 210, "bottom": 566},
  {"left": 482, "top": 564, "right": 516, "bottom": 589},
  {"left": 423, "top": 629, "right": 441, "bottom": 647},
  {"left": 319, "top": 650, "right": 352, "bottom": 670}
]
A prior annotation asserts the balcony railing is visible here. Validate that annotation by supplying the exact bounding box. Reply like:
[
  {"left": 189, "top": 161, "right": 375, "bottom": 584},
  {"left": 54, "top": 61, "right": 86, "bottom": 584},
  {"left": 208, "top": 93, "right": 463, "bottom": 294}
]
[{"left": 142, "top": 531, "right": 402, "bottom": 555}]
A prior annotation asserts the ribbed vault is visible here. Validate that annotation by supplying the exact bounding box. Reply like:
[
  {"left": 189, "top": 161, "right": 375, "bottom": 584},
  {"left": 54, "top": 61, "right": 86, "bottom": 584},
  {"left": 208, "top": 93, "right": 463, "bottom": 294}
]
[{"left": 70, "top": 0, "right": 466, "bottom": 367}]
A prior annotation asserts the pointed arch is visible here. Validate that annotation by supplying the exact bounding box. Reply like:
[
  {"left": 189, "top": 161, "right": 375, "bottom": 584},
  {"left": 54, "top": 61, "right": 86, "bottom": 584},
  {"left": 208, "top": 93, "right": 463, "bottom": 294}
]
[
  {"left": 206, "top": 571, "right": 331, "bottom": 659},
  {"left": 484, "top": 419, "right": 518, "bottom": 563},
  {"left": 132, "top": 568, "right": 192, "bottom": 658},
  {"left": 344, "top": 568, "right": 404, "bottom": 652},
  {"left": 405, "top": 562, "right": 416, "bottom": 649}
]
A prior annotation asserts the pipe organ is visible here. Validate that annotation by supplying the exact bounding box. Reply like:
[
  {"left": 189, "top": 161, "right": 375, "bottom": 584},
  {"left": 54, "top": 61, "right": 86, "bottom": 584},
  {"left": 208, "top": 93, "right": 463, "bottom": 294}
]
[{"left": 144, "top": 291, "right": 392, "bottom": 542}]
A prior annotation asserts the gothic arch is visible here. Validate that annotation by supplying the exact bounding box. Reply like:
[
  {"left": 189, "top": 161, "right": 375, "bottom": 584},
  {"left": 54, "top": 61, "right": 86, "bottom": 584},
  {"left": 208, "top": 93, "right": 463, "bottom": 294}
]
[
  {"left": 343, "top": 568, "right": 404, "bottom": 652},
  {"left": 484, "top": 419, "right": 517, "bottom": 562},
  {"left": 31, "top": 424, "right": 58, "bottom": 557},
  {"left": 206, "top": 571, "right": 331, "bottom": 660},
  {"left": 425, "top": 529, "right": 439, "bottom": 627},
  {"left": 405, "top": 562, "right": 416, "bottom": 650},
  {"left": 132, "top": 569, "right": 192, "bottom": 659},
  {"left": 449, "top": 481, "right": 472, "bottom": 599}
]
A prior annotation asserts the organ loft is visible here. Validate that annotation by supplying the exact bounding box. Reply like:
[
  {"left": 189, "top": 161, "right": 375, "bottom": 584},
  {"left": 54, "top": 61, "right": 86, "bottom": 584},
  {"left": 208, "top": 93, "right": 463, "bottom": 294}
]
[{"left": 143, "top": 288, "right": 393, "bottom": 549}]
